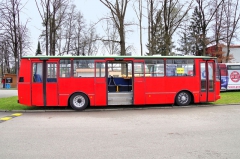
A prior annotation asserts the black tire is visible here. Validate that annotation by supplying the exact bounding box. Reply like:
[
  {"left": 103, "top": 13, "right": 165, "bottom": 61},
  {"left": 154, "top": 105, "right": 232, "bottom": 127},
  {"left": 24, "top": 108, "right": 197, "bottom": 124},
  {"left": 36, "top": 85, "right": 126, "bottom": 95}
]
[
  {"left": 175, "top": 91, "right": 191, "bottom": 106},
  {"left": 70, "top": 93, "right": 89, "bottom": 111}
]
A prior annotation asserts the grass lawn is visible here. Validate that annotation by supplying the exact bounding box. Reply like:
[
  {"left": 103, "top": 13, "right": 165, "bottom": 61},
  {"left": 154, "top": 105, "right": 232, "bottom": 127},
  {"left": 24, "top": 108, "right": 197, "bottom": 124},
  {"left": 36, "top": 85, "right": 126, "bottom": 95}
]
[
  {"left": 212, "top": 91, "right": 240, "bottom": 105},
  {"left": 0, "top": 91, "right": 239, "bottom": 111},
  {"left": 0, "top": 96, "right": 39, "bottom": 111}
]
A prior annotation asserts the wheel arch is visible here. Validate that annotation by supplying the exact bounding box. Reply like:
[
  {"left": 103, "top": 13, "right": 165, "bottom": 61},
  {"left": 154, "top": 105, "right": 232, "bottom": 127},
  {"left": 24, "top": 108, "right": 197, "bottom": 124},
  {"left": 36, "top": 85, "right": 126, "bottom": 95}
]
[
  {"left": 175, "top": 90, "right": 194, "bottom": 105},
  {"left": 68, "top": 91, "right": 90, "bottom": 107}
]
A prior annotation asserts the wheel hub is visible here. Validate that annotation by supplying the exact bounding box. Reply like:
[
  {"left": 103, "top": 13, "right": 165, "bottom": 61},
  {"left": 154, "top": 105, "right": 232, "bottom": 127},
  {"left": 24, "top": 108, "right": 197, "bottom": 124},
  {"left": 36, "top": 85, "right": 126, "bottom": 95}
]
[
  {"left": 73, "top": 95, "right": 85, "bottom": 108},
  {"left": 181, "top": 95, "right": 187, "bottom": 101},
  {"left": 77, "top": 99, "right": 82, "bottom": 103},
  {"left": 178, "top": 92, "right": 188, "bottom": 104}
]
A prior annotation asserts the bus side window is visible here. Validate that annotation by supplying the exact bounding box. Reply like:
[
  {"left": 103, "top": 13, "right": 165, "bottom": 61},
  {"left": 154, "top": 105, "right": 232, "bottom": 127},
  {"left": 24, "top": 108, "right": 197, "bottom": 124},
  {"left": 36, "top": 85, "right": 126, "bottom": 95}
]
[
  {"left": 134, "top": 62, "right": 144, "bottom": 77},
  {"left": 74, "top": 60, "right": 95, "bottom": 77},
  {"left": 144, "top": 59, "right": 164, "bottom": 77},
  {"left": 32, "top": 63, "right": 43, "bottom": 82},
  {"left": 47, "top": 63, "right": 57, "bottom": 82},
  {"left": 60, "top": 60, "right": 71, "bottom": 78},
  {"left": 166, "top": 59, "right": 195, "bottom": 77},
  {"left": 96, "top": 62, "right": 106, "bottom": 77},
  {"left": 33, "top": 74, "right": 42, "bottom": 82},
  {"left": 166, "top": 64, "right": 176, "bottom": 76}
]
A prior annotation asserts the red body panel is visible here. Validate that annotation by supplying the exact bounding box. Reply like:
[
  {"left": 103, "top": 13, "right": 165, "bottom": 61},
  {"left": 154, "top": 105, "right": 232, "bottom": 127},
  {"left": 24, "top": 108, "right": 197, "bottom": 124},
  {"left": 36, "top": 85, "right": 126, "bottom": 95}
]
[
  {"left": 145, "top": 77, "right": 199, "bottom": 104},
  {"left": 94, "top": 78, "right": 107, "bottom": 106},
  {"left": 215, "top": 81, "right": 221, "bottom": 100},
  {"left": 18, "top": 59, "right": 32, "bottom": 106},
  {"left": 46, "top": 83, "right": 58, "bottom": 106},
  {"left": 18, "top": 83, "right": 31, "bottom": 106},
  {"left": 58, "top": 78, "right": 95, "bottom": 106},
  {"left": 133, "top": 77, "right": 145, "bottom": 105},
  {"left": 31, "top": 83, "right": 43, "bottom": 106}
]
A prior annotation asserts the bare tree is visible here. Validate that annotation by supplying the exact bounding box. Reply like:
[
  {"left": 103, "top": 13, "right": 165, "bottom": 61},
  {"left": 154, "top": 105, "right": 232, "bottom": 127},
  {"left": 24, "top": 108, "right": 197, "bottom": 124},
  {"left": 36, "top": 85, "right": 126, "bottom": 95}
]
[
  {"left": 146, "top": 0, "right": 193, "bottom": 55},
  {"left": 222, "top": 0, "right": 240, "bottom": 62},
  {"left": 0, "top": 36, "right": 11, "bottom": 74},
  {"left": 60, "top": 4, "right": 77, "bottom": 55},
  {"left": 71, "top": 11, "right": 86, "bottom": 56},
  {"left": 100, "top": 0, "right": 130, "bottom": 56},
  {"left": 35, "top": 0, "right": 69, "bottom": 56},
  {"left": 207, "top": 0, "right": 224, "bottom": 61},
  {"left": 101, "top": 19, "right": 120, "bottom": 55},
  {"left": 133, "top": 0, "right": 143, "bottom": 56},
  {"left": 195, "top": 0, "right": 224, "bottom": 56},
  {"left": 84, "top": 26, "right": 99, "bottom": 56},
  {"left": 161, "top": 0, "right": 193, "bottom": 55},
  {"left": 0, "top": 0, "right": 29, "bottom": 73},
  {"left": 146, "top": 0, "right": 159, "bottom": 55},
  {"left": 35, "top": 0, "right": 50, "bottom": 55},
  {"left": 50, "top": 0, "right": 68, "bottom": 56}
]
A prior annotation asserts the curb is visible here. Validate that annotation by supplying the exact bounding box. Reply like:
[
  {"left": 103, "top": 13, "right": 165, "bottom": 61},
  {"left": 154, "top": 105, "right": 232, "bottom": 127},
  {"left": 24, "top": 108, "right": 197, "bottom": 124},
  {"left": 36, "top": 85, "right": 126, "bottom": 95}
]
[
  {"left": 0, "top": 104, "right": 239, "bottom": 113},
  {"left": 0, "top": 109, "right": 75, "bottom": 113}
]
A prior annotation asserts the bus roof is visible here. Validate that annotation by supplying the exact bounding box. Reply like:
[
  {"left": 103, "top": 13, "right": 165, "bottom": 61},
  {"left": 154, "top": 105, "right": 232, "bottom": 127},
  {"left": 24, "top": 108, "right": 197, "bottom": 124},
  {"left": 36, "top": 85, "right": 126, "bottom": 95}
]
[{"left": 21, "top": 55, "right": 217, "bottom": 60}]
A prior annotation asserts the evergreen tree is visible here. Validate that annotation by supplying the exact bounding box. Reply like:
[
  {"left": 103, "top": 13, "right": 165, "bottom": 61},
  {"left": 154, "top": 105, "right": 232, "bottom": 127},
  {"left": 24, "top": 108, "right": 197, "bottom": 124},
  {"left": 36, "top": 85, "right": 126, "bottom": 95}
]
[
  {"left": 177, "top": 29, "right": 191, "bottom": 55},
  {"left": 189, "top": 7, "right": 205, "bottom": 56},
  {"left": 177, "top": 15, "right": 194, "bottom": 55},
  {"left": 146, "top": 10, "right": 166, "bottom": 56},
  {"left": 154, "top": 10, "right": 165, "bottom": 55},
  {"left": 35, "top": 41, "right": 42, "bottom": 56}
]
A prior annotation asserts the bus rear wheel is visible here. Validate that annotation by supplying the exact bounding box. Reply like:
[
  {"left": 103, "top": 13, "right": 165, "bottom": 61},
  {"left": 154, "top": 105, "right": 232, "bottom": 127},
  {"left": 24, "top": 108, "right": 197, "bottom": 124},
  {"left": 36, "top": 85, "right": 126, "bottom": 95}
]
[
  {"left": 70, "top": 93, "right": 89, "bottom": 111},
  {"left": 175, "top": 91, "right": 191, "bottom": 106}
]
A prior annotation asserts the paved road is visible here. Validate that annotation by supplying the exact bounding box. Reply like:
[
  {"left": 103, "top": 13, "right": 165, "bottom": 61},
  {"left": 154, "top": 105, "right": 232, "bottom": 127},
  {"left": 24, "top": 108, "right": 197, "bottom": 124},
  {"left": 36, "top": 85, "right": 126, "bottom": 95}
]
[
  {"left": 0, "top": 105, "right": 240, "bottom": 159},
  {"left": 0, "top": 89, "right": 17, "bottom": 98}
]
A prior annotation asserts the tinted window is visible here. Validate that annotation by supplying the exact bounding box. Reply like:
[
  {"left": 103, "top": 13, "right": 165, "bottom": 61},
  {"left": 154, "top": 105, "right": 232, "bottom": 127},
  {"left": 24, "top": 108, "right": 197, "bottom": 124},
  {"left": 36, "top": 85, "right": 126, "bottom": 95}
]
[
  {"left": 73, "top": 60, "right": 94, "bottom": 77},
  {"left": 60, "top": 60, "right": 71, "bottom": 77},
  {"left": 166, "top": 59, "right": 195, "bottom": 76}
]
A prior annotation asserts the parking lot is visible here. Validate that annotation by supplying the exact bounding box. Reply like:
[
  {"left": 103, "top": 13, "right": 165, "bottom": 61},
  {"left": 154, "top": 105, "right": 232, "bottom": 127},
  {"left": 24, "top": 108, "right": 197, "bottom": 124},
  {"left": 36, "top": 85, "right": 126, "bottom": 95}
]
[
  {"left": 0, "top": 89, "right": 17, "bottom": 98},
  {"left": 0, "top": 104, "right": 240, "bottom": 159}
]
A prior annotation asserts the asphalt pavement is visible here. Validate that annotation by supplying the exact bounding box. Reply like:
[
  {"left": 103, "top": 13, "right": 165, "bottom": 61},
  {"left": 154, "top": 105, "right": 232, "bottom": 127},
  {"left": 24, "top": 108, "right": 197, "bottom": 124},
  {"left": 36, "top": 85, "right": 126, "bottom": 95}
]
[
  {"left": 1, "top": 104, "right": 240, "bottom": 159},
  {"left": 0, "top": 89, "right": 18, "bottom": 98}
]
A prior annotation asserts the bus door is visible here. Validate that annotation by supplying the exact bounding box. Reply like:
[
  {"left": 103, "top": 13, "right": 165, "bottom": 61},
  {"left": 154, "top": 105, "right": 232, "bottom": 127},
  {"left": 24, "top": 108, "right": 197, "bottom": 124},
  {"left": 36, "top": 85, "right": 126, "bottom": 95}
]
[
  {"left": 133, "top": 60, "right": 146, "bottom": 105},
  {"left": 200, "top": 61, "right": 215, "bottom": 102},
  {"left": 107, "top": 59, "right": 133, "bottom": 105},
  {"left": 32, "top": 61, "right": 58, "bottom": 106},
  {"left": 32, "top": 62, "right": 44, "bottom": 106},
  {"left": 45, "top": 62, "right": 58, "bottom": 106},
  {"left": 94, "top": 60, "right": 107, "bottom": 106}
]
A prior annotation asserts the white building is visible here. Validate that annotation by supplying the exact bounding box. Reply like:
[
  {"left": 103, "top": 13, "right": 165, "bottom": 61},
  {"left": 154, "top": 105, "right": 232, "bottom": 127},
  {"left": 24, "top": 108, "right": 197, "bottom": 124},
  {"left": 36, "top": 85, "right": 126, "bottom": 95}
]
[{"left": 222, "top": 45, "right": 240, "bottom": 63}]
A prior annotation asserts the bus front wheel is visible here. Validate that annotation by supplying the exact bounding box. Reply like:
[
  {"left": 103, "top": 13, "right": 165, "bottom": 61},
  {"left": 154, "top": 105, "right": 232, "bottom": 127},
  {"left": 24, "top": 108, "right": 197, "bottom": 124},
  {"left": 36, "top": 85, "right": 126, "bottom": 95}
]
[
  {"left": 70, "top": 93, "right": 89, "bottom": 111},
  {"left": 175, "top": 91, "right": 191, "bottom": 106}
]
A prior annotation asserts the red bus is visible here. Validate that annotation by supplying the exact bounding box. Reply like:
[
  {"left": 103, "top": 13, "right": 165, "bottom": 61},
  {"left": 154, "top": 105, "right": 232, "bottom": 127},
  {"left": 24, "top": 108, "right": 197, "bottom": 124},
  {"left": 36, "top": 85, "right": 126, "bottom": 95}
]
[{"left": 18, "top": 56, "right": 221, "bottom": 110}]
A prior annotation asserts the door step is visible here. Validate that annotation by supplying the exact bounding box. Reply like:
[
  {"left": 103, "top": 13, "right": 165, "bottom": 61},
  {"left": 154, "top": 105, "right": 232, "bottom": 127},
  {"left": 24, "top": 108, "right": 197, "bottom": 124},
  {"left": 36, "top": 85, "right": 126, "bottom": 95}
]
[{"left": 108, "top": 92, "right": 133, "bottom": 105}]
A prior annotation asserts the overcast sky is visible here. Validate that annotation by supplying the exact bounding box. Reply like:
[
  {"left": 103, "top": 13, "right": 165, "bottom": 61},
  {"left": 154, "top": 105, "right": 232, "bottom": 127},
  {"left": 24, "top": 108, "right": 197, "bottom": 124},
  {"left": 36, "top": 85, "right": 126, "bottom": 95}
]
[{"left": 22, "top": 0, "right": 150, "bottom": 56}]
